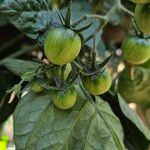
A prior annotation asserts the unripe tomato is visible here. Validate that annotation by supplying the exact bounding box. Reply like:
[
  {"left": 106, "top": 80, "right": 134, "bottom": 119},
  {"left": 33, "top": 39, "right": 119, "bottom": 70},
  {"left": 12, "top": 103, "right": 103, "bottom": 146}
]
[
  {"left": 31, "top": 82, "right": 43, "bottom": 92},
  {"left": 135, "top": 4, "right": 150, "bottom": 34},
  {"left": 129, "top": 0, "right": 150, "bottom": 3},
  {"left": 82, "top": 69, "right": 112, "bottom": 95},
  {"left": 46, "top": 63, "right": 72, "bottom": 80},
  {"left": 52, "top": 87, "right": 77, "bottom": 110},
  {"left": 44, "top": 28, "right": 81, "bottom": 65},
  {"left": 122, "top": 36, "right": 150, "bottom": 65}
]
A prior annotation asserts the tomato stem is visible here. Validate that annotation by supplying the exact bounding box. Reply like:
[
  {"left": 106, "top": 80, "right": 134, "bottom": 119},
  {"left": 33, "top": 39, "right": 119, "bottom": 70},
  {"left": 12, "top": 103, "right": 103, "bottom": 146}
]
[
  {"left": 132, "top": 19, "right": 140, "bottom": 36},
  {"left": 60, "top": 65, "right": 66, "bottom": 85},
  {"left": 91, "top": 36, "right": 96, "bottom": 70},
  {"left": 71, "top": 14, "right": 107, "bottom": 28},
  {"left": 65, "top": 1, "right": 72, "bottom": 27},
  {"left": 118, "top": 3, "right": 135, "bottom": 17}
]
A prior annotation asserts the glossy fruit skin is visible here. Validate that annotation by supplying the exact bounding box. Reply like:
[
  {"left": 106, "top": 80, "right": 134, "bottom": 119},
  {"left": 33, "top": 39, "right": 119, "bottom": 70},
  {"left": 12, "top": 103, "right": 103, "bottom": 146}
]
[
  {"left": 44, "top": 28, "right": 81, "bottom": 65},
  {"left": 31, "top": 82, "right": 43, "bottom": 92},
  {"left": 118, "top": 66, "right": 150, "bottom": 104},
  {"left": 82, "top": 69, "right": 112, "bottom": 95},
  {"left": 122, "top": 36, "right": 150, "bottom": 65},
  {"left": 135, "top": 4, "right": 150, "bottom": 34},
  {"left": 129, "top": 0, "right": 150, "bottom": 3},
  {"left": 46, "top": 63, "right": 72, "bottom": 80},
  {"left": 52, "top": 87, "right": 77, "bottom": 110}
]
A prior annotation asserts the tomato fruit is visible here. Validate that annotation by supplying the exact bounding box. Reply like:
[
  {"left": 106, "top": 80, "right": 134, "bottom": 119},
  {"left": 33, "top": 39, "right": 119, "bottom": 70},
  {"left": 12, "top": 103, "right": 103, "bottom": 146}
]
[
  {"left": 52, "top": 87, "right": 77, "bottom": 110},
  {"left": 122, "top": 36, "right": 150, "bottom": 65},
  {"left": 118, "top": 66, "right": 150, "bottom": 104},
  {"left": 31, "top": 82, "right": 43, "bottom": 92},
  {"left": 82, "top": 69, "right": 112, "bottom": 95},
  {"left": 44, "top": 28, "right": 81, "bottom": 65},
  {"left": 129, "top": 0, "right": 150, "bottom": 3},
  {"left": 46, "top": 63, "right": 72, "bottom": 80},
  {"left": 135, "top": 4, "right": 150, "bottom": 34}
]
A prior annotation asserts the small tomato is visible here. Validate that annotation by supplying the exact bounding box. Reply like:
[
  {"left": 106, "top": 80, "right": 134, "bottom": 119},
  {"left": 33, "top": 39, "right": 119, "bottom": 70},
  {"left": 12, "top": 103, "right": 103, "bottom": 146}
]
[
  {"left": 52, "top": 87, "right": 77, "bottom": 110},
  {"left": 82, "top": 69, "right": 112, "bottom": 95},
  {"left": 31, "top": 82, "right": 43, "bottom": 93}
]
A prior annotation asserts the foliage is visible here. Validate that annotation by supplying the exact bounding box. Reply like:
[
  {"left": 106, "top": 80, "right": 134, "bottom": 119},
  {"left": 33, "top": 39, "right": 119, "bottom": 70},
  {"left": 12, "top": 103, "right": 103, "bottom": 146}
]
[{"left": 0, "top": 0, "right": 150, "bottom": 149}]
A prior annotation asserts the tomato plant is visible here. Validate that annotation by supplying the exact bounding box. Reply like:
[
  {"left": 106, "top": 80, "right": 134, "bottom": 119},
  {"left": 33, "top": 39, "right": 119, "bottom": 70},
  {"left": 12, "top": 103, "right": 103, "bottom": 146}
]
[{"left": 0, "top": 0, "right": 150, "bottom": 150}]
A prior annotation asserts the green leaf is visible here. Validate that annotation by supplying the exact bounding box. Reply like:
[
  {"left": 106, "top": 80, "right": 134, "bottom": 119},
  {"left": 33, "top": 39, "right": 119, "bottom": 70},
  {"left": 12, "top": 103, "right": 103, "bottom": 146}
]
[
  {"left": 139, "top": 59, "right": 150, "bottom": 69},
  {"left": 2, "top": 58, "right": 41, "bottom": 76},
  {"left": 118, "top": 94, "right": 150, "bottom": 141},
  {"left": 101, "top": 92, "right": 150, "bottom": 150},
  {"left": 0, "top": 0, "right": 9, "bottom": 26},
  {"left": 14, "top": 88, "right": 125, "bottom": 149},
  {"left": 0, "top": 0, "right": 60, "bottom": 44},
  {"left": 70, "top": 2, "right": 101, "bottom": 48},
  {"left": 118, "top": 66, "right": 150, "bottom": 104}
]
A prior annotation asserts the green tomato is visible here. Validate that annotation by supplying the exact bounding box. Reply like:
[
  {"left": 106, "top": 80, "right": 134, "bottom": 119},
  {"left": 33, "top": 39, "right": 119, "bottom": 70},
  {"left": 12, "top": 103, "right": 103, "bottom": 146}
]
[
  {"left": 31, "top": 82, "right": 43, "bottom": 93},
  {"left": 129, "top": 0, "right": 150, "bottom": 3},
  {"left": 135, "top": 4, "right": 150, "bottom": 34},
  {"left": 46, "top": 63, "right": 72, "bottom": 80},
  {"left": 52, "top": 87, "right": 77, "bottom": 110},
  {"left": 122, "top": 36, "right": 150, "bottom": 65},
  {"left": 118, "top": 66, "right": 150, "bottom": 104},
  {"left": 82, "top": 69, "right": 112, "bottom": 95},
  {"left": 44, "top": 28, "right": 81, "bottom": 65}
]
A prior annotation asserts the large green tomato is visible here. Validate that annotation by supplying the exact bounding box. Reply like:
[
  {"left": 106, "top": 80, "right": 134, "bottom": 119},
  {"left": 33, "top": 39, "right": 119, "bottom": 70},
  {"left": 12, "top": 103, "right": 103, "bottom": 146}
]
[
  {"left": 44, "top": 28, "right": 81, "bottom": 65},
  {"left": 52, "top": 87, "right": 77, "bottom": 110},
  {"left": 31, "top": 82, "right": 43, "bottom": 93},
  {"left": 122, "top": 36, "right": 150, "bottom": 65},
  {"left": 135, "top": 4, "right": 150, "bottom": 34},
  {"left": 118, "top": 66, "right": 150, "bottom": 104},
  {"left": 129, "top": 0, "right": 150, "bottom": 3},
  {"left": 46, "top": 63, "right": 72, "bottom": 80},
  {"left": 82, "top": 69, "right": 112, "bottom": 95}
]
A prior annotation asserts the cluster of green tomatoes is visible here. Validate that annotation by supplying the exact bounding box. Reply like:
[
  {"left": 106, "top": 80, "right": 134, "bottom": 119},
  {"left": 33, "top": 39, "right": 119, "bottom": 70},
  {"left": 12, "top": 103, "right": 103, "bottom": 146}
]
[
  {"left": 31, "top": 7, "right": 112, "bottom": 110},
  {"left": 119, "top": 0, "right": 150, "bottom": 104},
  {"left": 122, "top": 0, "right": 150, "bottom": 65}
]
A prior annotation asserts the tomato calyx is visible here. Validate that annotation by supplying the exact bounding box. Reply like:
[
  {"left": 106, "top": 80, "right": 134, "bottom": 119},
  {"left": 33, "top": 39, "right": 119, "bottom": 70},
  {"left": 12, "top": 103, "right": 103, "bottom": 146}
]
[
  {"left": 73, "top": 49, "right": 112, "bottom": 77},
  {"left": 54, "top": 2, "right": 93, "bottom": 45},
  {"left": 34, "top": 62, "right": 79, "bottom": 92}
]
